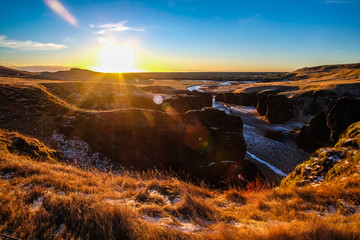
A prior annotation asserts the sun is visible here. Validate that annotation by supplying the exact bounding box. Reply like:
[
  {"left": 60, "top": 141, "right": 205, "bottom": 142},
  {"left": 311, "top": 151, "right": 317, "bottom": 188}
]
[{"left": 92, "top": 41, "right": 140, "bottom": 73}]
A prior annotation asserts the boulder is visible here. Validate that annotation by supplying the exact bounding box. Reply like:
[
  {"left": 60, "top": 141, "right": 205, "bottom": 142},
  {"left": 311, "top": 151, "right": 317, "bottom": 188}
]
[
  {"left": 215, "top": 92, "right": 257, "bottom": 106},
  {"left": 327, "top": 97, "right": 360, "bottom": 142},
  {"left": 296, "top": 112, "right": 331, "bottom": 152},
  {"left": 266, "top": 95, "right": 294, "bottom": 124}
]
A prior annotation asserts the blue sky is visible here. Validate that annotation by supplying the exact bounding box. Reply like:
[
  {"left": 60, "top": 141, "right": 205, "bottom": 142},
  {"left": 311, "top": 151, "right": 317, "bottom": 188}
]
[{"left": 0, "top": 0, "right": 360, "bottom": 72}]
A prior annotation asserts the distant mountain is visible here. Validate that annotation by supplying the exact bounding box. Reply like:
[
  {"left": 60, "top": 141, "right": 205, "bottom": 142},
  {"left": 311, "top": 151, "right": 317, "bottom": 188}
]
[
  {"left": 0, "top": 65, "right": 37, "bottom": 78},
  {"left": 38, "top": 68, "right": 106, "bottom": 81},
  {"left": 1, "top": 65, "right": 285, "bottom": 82},
  {"left": 2, "top": 63, "right": 360, "bottom": 82}
]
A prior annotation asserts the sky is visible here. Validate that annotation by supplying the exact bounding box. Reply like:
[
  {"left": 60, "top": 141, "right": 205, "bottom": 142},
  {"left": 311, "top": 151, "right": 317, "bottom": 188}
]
[{"left": 0, "top": 0, "right": 360, "bottom": 72}]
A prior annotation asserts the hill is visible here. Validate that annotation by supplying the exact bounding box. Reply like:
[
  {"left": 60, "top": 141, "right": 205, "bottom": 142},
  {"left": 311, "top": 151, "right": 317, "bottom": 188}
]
[{"left": 283, "top": 63, "right": 360, "bottom": 80}]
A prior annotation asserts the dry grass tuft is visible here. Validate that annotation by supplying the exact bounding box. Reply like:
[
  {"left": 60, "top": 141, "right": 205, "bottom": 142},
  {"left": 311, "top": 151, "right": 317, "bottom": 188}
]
[{"left": 224, "top": 188, "right": 246, "bottom": 204}]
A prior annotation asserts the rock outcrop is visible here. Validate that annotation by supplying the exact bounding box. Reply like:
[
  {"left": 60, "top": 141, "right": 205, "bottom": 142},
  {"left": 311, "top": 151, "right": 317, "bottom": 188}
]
[
  {"left": 215, "top": 92, "right": 257, "bottom": 106},
  {"left": 281, "top": 121, "right": 360, "bottom": 187},
  {"left": 58, "top": 107, "right": 251, "bottom": 184},
  {"left": 163, "top": 92, "right": 212, "bottom": 113},
  {"left": 265, "top": 95, "right": 294, "bottom": 124},
  {"left": 327, "top": 97, "right": 360, "bottom": 142},
  {"left": 256, "top": 90, "right": 283, "bottom": 116},
  {"left": 296, "top": 112, "right": 331, "bottom": 152}
]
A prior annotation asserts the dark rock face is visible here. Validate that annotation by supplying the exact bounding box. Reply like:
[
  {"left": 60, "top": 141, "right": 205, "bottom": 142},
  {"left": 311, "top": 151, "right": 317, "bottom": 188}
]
[
  {"left": 309, "top": 99, "right": 320, "bottom": 115},
  {"left": 215, "top": 92, "right": 257, "bottom": 106},
  {"left": 59, "top": 107, "right": 253, "bottom": 184},
  {"left": 266, "top": 95, "right": 294, "bottom": 124},
  {"left": 204, "top": 160, "right": 264, "bottom": 186},
  {"left": 163, "top": 92, "right": 212, "bottom": 113},
  {"left": 256, "top": 90, "right": 283, "bottom": 116},
  {"left": 256, "top": 94, "right": 268, "bottom": 116},
  {"left": 327, "top": 97, "right": 360, "bottom": 142},
  {"left": 297, "top": 112, "right": 331, "bottom": 152}
]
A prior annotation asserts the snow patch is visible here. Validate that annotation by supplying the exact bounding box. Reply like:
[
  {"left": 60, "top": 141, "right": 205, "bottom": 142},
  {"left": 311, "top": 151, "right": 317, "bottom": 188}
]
[
  {"left": 54, "top": 224, "right": 66, "bottom": 236},
  {"left": 228, "top": 220, "right": 243, "bottom": 227},
  {"left": 327, "top": 155, "right": 342, "bottom": 163},
  {"left": 149, "top": 189, "right": 171, "bottom": 205},
  {"left": 328, "top": 205, "right": 337, "bottom": 214},
  {"left": 142, "top": 216, "right": 212, "bottom": 233},
  {"left": 172, "top": 197, "right": 181, "bottom": 204},
  {"left": 32, "top": 197, "right": 44, "bottom": 210},
  {"left": 1, "top": 172, "right": 15, "bottom": 180},
  {"left": 106, "top": 198, "right": 136, "bottom": 206},
  {"left": 51, "top": 132, "right": 113, "bottom": 170},
  {"left": 247, "top": 151, "right": 287, "bottom": 177}
]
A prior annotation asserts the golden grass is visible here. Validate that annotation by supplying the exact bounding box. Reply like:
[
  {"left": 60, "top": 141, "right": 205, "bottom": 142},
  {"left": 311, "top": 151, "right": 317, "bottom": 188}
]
[{"left": 1, "top": 146, "right": 360, "bottom": 240}]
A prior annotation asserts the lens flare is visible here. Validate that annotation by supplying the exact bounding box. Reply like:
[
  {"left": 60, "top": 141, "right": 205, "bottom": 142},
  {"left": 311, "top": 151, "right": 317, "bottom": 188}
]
[
  {"left": 184, "top": 123, "right": 212, "bottom": 152},
  {"left": 153, "top": 95, "right": 163, "bottom": 105},
  {"left": 44, "top": 0, "right": 78, "bottom": 26}
]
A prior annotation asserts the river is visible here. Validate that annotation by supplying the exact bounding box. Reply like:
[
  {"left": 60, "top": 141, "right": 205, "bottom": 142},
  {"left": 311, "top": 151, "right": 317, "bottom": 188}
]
[{"left": 188, "top": 82, "right": 309, "bottom": 183}]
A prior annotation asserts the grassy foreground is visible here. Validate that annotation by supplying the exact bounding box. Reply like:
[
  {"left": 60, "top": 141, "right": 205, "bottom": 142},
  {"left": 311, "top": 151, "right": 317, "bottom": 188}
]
[{"left": 0, "top": 124, "right": 360, "bottom": 239}]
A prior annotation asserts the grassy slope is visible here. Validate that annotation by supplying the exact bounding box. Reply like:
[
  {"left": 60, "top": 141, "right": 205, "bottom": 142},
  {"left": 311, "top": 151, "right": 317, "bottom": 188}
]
[
  {"left": 282, "top": 122, "right": 360, "bottom": 188},
  {"left": 1, "top": 127, "right": 360, "bottom": 240}
]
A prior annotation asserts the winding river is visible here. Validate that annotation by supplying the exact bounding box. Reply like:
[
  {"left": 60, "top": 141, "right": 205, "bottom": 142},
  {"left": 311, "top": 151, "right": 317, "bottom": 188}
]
[{"left": 187, "top": 82, "right": 309, "bottom": 182}]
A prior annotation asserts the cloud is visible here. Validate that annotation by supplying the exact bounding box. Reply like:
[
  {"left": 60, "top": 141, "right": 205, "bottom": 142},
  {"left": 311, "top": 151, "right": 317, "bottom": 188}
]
[
  {"left": 0, "top": 35, "right": 67, "bottom": 51},
  {"left": 95, "top": 21, "right": 145, "bottom": 34},
  {"left": 43, "top": 0, "right": 78, "bottom": 26},
  {"left": 89, "top": 24, "right": 95, "bottom": 28},
  {"left": 325, "top": 0, "right": 356, "bottom": 3}
]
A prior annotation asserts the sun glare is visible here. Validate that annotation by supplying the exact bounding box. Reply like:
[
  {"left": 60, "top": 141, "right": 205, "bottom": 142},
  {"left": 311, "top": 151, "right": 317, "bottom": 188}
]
[{"left": 92, "top": 41, "right": 140, "bottom": 73}]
